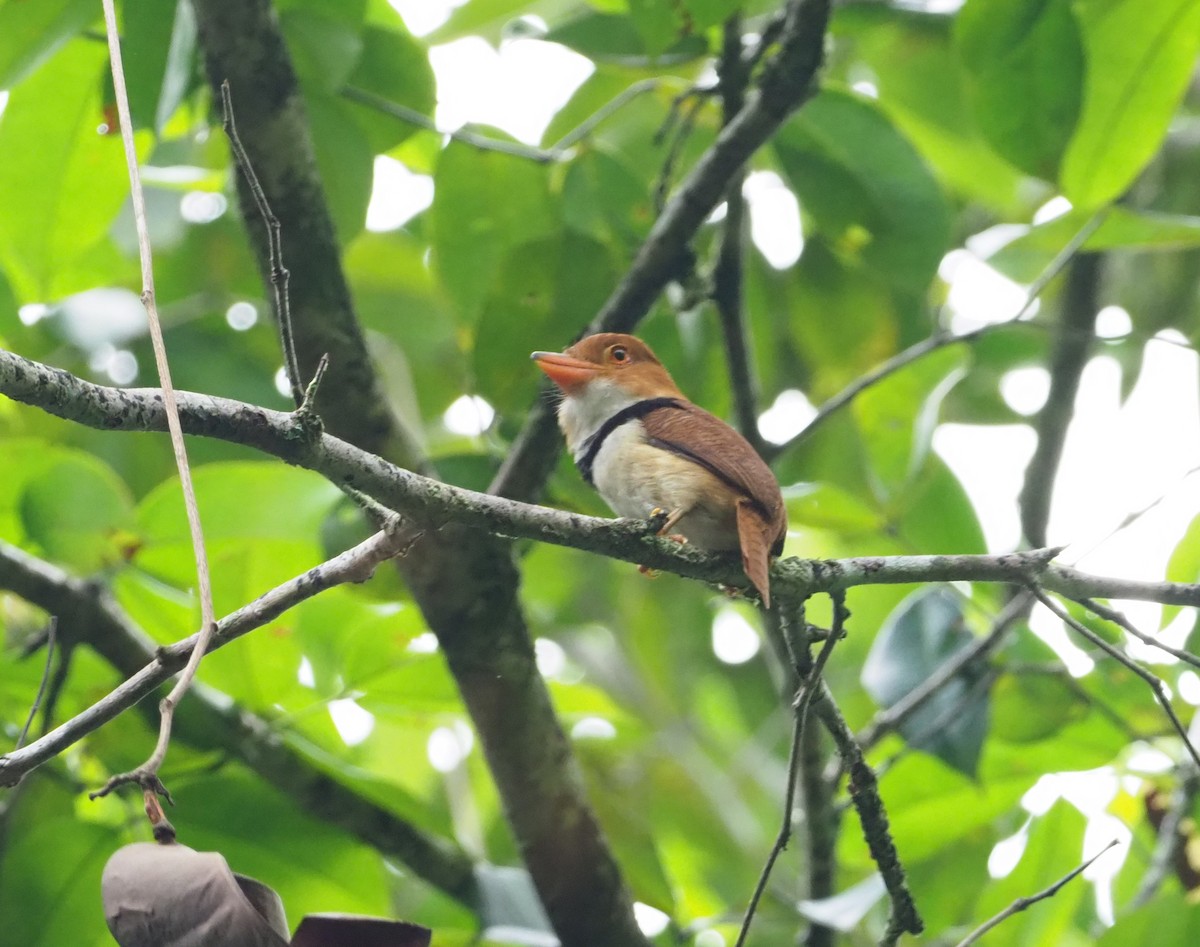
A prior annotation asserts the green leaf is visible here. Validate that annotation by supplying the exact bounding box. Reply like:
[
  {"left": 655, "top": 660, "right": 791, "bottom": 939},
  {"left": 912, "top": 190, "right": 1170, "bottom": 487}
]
[
  {"left": 956, "top": 0, "right": 1083, "bottom": 179},
  {"left": 173, "top": 768, "right": 392, "bottom": 921},
  {"left": 833, "top": 8, "right": 1026, "bottom": 212},
  {"left": 862, "top": 587, "right": 989, "bottom": 776},
  {"left": 0, "top": 0, "right": 94, "bottom": 90},
  {"left": 0, "top": 40, "right": 132, "bottom": 300},
  {"left": 0, "top": 778, "right": 118, "bottom": 947},
  {"left": 430, "top": 135, "right": 557, "bottom": 324},
  {"left": 545, "top": 12, "right": 708, "bottom": 65},
  {"left": 991, "top": 672, "right": 1088, "bottom": 743},
  {"left": 306, "top": 90, "right": 375, "bottom": 241},
  {"left": 122, "top": 0, "right": 198, "bottom": 131},
  {"left": 1060, "top": 0, "right": 1200, "bottom": 208},
  {"left": 1164, "top": 513, "right": 1200, "bottom": 628},
  {"left": 975, "top": 800, "right": 1094, "bottom": 946},
  {"left": 1098, "top": 894, "right": 1200, "bottom": 945},
  {"left": 474, "top": 231, "right": 617, "bottom": 416},
  {"left": 990, "top": 208, "right": 1200, "bottom": 283},
  {"left": 281, "top": 7, "right": 364, "bottom": 93},
  {"left": 344, "top": 24, "right": 436, "bottom": 154},
  {"left": 18, "top": 452, "right": 136, "bottom": 573},
  {"left": 852, "top": 343, "right": 967, "bottom": 494},
  {"left": 783, "top": 481, "right": 885, "bottom": 533},
  {"left": 775, "top": 86, "right": 951, "bottom": 293}
]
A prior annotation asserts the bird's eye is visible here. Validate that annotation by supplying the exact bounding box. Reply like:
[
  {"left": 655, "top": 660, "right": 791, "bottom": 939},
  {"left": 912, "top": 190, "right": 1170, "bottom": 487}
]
[{"left": 610, "top": 346, "right": 628, "bottom": 363}]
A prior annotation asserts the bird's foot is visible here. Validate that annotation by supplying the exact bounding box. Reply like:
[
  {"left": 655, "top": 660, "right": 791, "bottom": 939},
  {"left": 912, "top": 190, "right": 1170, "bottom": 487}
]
[{"left": 638, "top": 564, "right": 659, "bottom": 579}]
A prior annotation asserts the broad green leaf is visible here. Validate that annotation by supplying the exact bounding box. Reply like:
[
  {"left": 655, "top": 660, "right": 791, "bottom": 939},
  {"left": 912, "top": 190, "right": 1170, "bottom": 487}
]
[
  {"left": 0, "top": 0, "right": 94, "bottom": 90},
  {"left": 974, "top": 800, "right": 1094, "bottom": 947},
  {"left": 856, "top": 754, "right": 1028, "bottom": 863},
  {"left": 862, "top": 587, "right": 989, "bottom": 776},
  {"left": 990, "top": 208, "right": 1200, "bottom": 284},
  {"left": 834, "top": 7, "right": 1026, "bottom": 212},
  {"left": 18, "top": 452, "right": 136, "bottom": 573},
  {"left": 783, "top": 481, "right": 885, "bottom": 533},
  {"left": 473, "top": 231, "right": 617, "bottom": 415},
  {"left": 1163, "top": 512, "right": 1200, "bottom": 628},
  {"left": 1098, "top": 894, "right": 1200, "bottom": 945},
  {"left": 122, "top": 0, "right": 197, "bottom": 132},
  {"left": 545, "top": 12, "right": 708, "bottom": 65},
  {"left": 306, "top": 90, "right": 374, "bottom": 241},
  {"left": 0, "top": 778, "right": 118, "bottom": 947},
  {"left": 281, "top": 7, "right": 364, "bottom": 93},
  {"left": 956, "top": 0, "right": 1083, "bottom": 180},
  {"left": 991, "top": 672, "right": 1088, "bottom": 743},
  {"left": 345, "top": 24, "right": 436, "bottom": 154},
  {"left": 0, "top": 40, "right": 133, "bottom": 300},
  {"left": 683, "top": 0, "right": 742, "bottom": 30},
  {"left": 853, "top": 343, "right": 967, "bottom": 494},
  {"left": 775, "top": 87, "right": 951, "bottom": 294},
  {"left": 562, "top": 148, "right": 655, "bottom": 252},
  {"left": 430, "top": 135, "right": 557, "bottom": 324},
  {"left": 1060, "top": 0, "right": 1200, "bottom": 208},
  {"left": 173, "top": 768, "right": 392, "bottom": 921}
]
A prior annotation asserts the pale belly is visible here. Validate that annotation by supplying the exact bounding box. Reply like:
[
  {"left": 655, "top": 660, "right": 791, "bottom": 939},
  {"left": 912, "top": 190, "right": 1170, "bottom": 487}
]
[{"left": 587, "top": 423, "right": 739, "bottom": 551}]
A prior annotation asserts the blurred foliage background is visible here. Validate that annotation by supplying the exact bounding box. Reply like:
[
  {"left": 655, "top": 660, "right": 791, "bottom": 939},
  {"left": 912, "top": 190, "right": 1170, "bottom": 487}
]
[{"left": 2, "top": 0, "right": 1200, "bottom": 944}]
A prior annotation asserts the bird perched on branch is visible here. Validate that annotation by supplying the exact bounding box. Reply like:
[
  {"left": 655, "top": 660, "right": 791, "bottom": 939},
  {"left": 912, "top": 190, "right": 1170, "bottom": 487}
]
[{"left": 533, "top": 333, "right": 787, "bottom": 607}]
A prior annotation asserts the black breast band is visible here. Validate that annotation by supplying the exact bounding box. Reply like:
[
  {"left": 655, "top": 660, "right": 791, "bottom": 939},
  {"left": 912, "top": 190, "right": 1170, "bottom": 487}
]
[{"left": 575, "top": 397, "right": 683, "bottom": 486}]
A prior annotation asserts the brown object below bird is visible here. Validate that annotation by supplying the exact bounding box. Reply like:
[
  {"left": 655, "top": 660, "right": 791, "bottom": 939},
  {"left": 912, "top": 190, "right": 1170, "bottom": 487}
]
[{"left": 532, "top": 332, "right": 787, "bottom": 607}]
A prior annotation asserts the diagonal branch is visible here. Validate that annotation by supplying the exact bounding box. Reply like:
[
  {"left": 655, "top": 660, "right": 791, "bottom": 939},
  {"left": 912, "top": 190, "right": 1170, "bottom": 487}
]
[{"left": 0, "top": 536, "right": 480, "bottom": 907}]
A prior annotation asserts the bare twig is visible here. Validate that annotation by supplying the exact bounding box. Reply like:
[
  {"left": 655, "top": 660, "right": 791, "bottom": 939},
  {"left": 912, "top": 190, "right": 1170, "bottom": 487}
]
[
  {"left": 14, "top": 618, "right": 56, "bottom": 751},
  {"left": 768, "top": 209, "right": 1108, "bottom": 462},
  {"left": 736, "top": 597, "right": 841, "bottom": 946},
  {"left": 1078, "top": 597, "right": 1200, "bottom": 671},
  {"left": 220, "top": 80, "right": 302, "bottom": 406},
  {"left": 101, "top": 0, "right": 215, "bottom": 799},
  {"left": 1, "top": 528, "right": 406, "bottom": 788},
  {"left": 713, "top": 15, "right": 768, "bottom": 455},
  {"left": 953, "top": 839, "right": 1120, "bottom": 947},
  {"left": 1030, "top": 587, "right": 1200, "bottom": 769}
]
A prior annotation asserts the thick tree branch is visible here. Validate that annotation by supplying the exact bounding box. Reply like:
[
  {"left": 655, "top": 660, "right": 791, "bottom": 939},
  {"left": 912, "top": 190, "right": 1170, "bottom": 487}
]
[
  {"left": 3, "top": 350, "right": 1199, "bottom": 610},
  {"left": 491, "top": 0, "right": 832, "bottom": 501},
  {"left": 189, "top": 3, "right": 647, "bottom": 941},
  {"left": 0, "top": 537, "right": 480, "bottom": 907}
]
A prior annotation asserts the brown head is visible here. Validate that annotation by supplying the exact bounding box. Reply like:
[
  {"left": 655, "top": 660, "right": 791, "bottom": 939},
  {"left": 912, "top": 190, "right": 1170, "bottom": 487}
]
[{"left": 531, "top": 333, "right": 684, "bottom": 400}]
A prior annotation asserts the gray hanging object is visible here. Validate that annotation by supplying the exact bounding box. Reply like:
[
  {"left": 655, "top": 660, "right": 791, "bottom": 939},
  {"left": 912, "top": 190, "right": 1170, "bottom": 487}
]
[{"left": 103, "top": 842, "right": 431, "bottom": 947}]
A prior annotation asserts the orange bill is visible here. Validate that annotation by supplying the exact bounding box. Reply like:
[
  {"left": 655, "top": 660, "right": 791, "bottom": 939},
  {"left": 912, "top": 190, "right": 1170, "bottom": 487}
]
[{"left": 531, "top": 351, "right": 600, "bottom": 392}]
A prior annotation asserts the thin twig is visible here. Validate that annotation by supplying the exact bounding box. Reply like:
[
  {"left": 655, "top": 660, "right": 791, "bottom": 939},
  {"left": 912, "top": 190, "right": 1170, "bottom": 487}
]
[
  {"left": 14, "top": 619, "right": 56, "bottom": 751},
  {"left": 768, "top": 209, "right": 1108, "bottom": 461},
  {"left": 736, "top": 597, "right": 842, "bottom": 946},
  {"left": 713, "top": 14, "right": 767, "bottom": 455},
  {"left": 1030, "top": 586, "right": 1200, "bottom": 769},
  {"left": 221, "top": 80, "right": 302, "bottom": 406},
  {"left": 342, "top": 81, "right": 666, "bottom": 163},
  {"left": 101, "top": 0, "right": 215, "bottom": 798},
  {"left": 1078, "top": 597, "right": 1200, "bottom": 671},
  {"left": 0, "top": 528, "right": 405, "bottom": 788},
  {"left": 953, "top": 839, "right": 1120, "bottom": 947}
]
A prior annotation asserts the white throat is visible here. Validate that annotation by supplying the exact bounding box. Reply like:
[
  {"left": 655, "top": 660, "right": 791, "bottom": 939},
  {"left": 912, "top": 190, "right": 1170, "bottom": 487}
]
[{"left": 557, "top": 378, "right": 641, "bottom": 459}]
